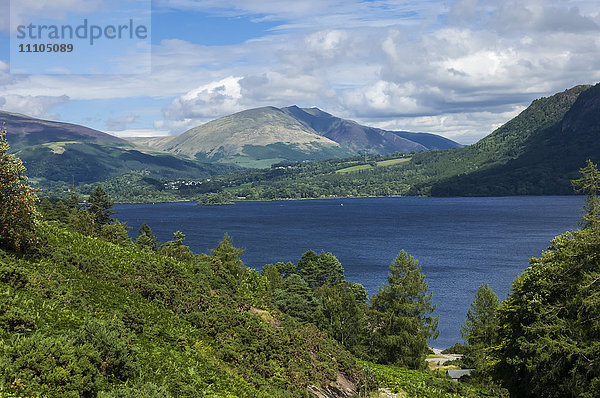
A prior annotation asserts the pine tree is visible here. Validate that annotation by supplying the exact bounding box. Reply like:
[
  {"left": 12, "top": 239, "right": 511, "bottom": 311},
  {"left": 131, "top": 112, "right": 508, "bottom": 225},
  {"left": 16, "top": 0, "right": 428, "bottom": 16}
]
[
  {"left": 461, "top": 283, "right": 499, "bottom": 347},
  {"left": 135, "top": 222, "right": 158, "bottom": 250},
  {"left": 297, "top": 250, "right": 344, "bottom": 288},
  {"left": 461, "top": 283, "right": 499, "bottom": 370},
  {"left": 369, "top": 250, "right": 438, "bottom": 368},
  {"left": 0, "top": 126, "right": 39, "bottom": 251},
  {"left": 572, "top": 159, "right": 600, "bottom": 228},
  {"left": 87, "top": 184, "right": 114, "bottom": 229}
]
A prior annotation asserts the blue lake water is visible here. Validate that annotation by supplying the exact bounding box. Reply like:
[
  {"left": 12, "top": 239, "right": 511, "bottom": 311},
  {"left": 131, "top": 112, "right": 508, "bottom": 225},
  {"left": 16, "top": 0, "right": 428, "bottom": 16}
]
[{"left": 115, "top": 196, "right": 584, "bottom": 349}]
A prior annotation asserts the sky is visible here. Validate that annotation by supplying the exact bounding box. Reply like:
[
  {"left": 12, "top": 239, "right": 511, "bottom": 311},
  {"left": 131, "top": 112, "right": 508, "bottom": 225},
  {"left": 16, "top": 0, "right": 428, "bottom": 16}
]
[{"left": 1, "top": 0, "right": 600, "bottom": 144}]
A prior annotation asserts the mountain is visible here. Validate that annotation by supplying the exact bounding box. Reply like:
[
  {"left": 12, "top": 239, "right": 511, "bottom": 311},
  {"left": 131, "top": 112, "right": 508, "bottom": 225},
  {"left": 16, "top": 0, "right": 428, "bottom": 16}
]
[
  {"left": 144, "top": 106, "right": 354, "bottom": 168},
  {"left": 425, "top": 84, "right": 596, "bottom": 195},
  {"left": 185, "top": 83, "right": 600, "bottom": 202},
  {"left": 1, "top": 110, "right": 127, "bottom": 151},
  {"left": 141, "top": 106, "right": 461, "bottom": 168},
  {"left": 0, "top": 111, "right": 238, "bottom": 187},
  {"left": 281, "top": 105, "right": 460, "bottom": 152}
]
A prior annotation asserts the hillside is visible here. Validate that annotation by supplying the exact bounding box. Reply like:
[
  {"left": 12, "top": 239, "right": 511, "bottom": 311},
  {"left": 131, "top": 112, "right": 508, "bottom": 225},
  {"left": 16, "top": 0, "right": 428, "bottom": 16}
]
[
  {"left": 168, "top": 83, "right": 599, "bottom": 202},
  {"left": 1, "top": 110, "right": 127, "bottom": 152},
  {"left": 148, "top": 107, "right": 353, "bottom": 168},
  {"left": 0, "top": 111, "right": 238, "bottom": 189},
  {"left": 281, "top": 105, "right": 460, "bottom": 152},
  {"left": 0, "top": 222, "right": 370, "bottom": 397},
  {"left": 138, "top": 106, "right": 461, "bottom": 168}
]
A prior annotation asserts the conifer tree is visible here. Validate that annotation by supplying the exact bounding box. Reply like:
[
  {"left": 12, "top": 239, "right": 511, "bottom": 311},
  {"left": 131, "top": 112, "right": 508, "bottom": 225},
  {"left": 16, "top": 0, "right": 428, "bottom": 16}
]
[
  {"left": 135, "top": 222, "right": 158, "bottom": 250},
  {"left": 461, "top": 283, "right": 499, "bottom": 370},
  {"left": 297, "top": 250, "right": 344, "bottom": 288},
  {"left": 572, "top": 159, "right": 600, "bottom": 228},
  {"left": 87, "top": 184, "right": 114, "bottom": 229},
  {"left": 0, "top": 126, "right": 39, "bottom": 251},
  {"left": 369, "top": 250, "right": 438, "bottom": 368}
]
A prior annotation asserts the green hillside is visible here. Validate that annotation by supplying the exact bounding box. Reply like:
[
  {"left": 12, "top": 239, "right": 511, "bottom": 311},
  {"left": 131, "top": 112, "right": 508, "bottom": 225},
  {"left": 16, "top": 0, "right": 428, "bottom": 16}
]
[
  {"left": 161, "top": 83, "right": 598, "bottom": 203},
  {"left": 0, "top": 222, "right": 370, "bottom": 397},
  {"left": 150, "top": 107, "right": 353, "bottom": 167}
]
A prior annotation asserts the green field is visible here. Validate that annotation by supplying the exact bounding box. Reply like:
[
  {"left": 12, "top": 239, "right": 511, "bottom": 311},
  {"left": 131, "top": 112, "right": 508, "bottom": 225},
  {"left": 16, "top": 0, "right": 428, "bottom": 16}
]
[{"left": 335, "top": 157, "right": 411, "bottom": 174}]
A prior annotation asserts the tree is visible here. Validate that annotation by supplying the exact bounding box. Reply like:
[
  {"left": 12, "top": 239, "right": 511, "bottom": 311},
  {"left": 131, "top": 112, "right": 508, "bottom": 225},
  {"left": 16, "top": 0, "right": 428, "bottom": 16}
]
[
  {"left": 461, "top": 283, "right": 499, "bottom": 347},
  {"left": 493, "top": 163, "right": 600, "bottom": 397},
  {"left": 159, "top": 231, "right": 195, "bottom": 262},
  {"left": 211, "top": 233, "right": 245, "bottom": 278},
  {"left": 315, "top": 282, "right": 365, "bottom": 350},
  {"left": 135, "top": 222, "right": 158, "bottom": 250},
  {"left": 99, "top": 221, "right": 132, "bottom": 246},
  {"left": 273, "top": 274, "right": 319, "bottom": 323},
  {"left": 87, "top": 185, "right": 114, "bottom": 229},
  {"left": 296, "top": 250, "right": 344, "bottom": 288},
  {"left": 0, "top": 126, "right": 39, "bottom": 251},
  {"left": 461, "top": 283, "right": 499, "bottom": 370},
  {"left": 572, "top": 159, "right": 600, "bottom": 228},
  {"left": 369, "top": 250, "right": 438, "bottom": 368}
]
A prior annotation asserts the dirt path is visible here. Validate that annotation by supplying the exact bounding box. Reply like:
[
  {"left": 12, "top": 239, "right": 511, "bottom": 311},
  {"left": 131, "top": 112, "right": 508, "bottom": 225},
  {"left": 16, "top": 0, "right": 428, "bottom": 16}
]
[{"left": 426, "top": 348, "right": 462, "bottom": 367}]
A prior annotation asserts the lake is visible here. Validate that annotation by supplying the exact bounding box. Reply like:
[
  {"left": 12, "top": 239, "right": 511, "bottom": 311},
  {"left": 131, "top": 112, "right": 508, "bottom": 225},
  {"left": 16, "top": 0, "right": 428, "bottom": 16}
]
[{"left": 115, "top": 196, "right": 584, "bottom": 349}]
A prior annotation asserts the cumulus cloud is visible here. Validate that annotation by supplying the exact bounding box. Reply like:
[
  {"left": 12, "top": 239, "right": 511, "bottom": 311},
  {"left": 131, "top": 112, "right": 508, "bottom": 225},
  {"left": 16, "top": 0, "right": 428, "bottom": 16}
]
[
  {"left": 2, "top": 0, "right": 600, "bottom": 142},
  {"left": 0, "top": 94, "right": 69, "bottom": 119},
  {"left": 106, "top": 114, "right": 138, "bottom": 131},
  {"left": 162, "top": 76, "right": 244, "bottom": 122}
]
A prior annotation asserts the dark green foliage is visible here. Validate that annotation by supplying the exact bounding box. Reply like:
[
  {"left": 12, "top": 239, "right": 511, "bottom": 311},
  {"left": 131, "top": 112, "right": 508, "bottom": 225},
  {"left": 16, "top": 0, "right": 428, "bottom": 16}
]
[
  {"left": 369, "top": 251, "right": 438, "bottom": 368},
  {"left": 493, "top": 225, "right": 600, "bottom": 398},
  {"left": 261, "top": 263, "right": 284, "bottom": 291},
  {"left": 296, "top": 250, "right": 344, "bottom": 288},
  {"left": 572, "top": 160, "right": 600, "bottom": 228},
  {"left": 135, "top": 222, "right": 158, "bottom": 250},
  {"left": 158, "top": 231, "right": 195, "bottom": 262},
  {"left": 0, "top": 127, "right": 39, "bottom": 252},
  {"left": 461, "top": 283, "right": 499, "bottom": 371},
  {"left": 99, "top": 221, "right": 132, "bottom": 246},
  {"left": 461, "top": 284, "right": 499, "bottom": 347},
  {"left": 87, "top": 185, "right": 115, "bottom": 229},
  {"left": 493, "top": 166, "right": 600, "bottom": 397},
  {"left": 67, "top": 207, "right": 96, "bottom": 236},
  {"left": 275, "top": 261, "right": 297, "bottom": 278},
  {"left": 315, "top": 282, "right": 365, "bottom": 351},
  {"left": 0, "top": 223, "right": 369, "bottom": 397},
  {"left": 211, "top": 233, "right": 245, "bottom": 280},
  {"left": 197, "top": 191, "right": 234, "bottom": 205},
  {"left": 273, "top": 274, "right": 320, "bottom": 323}
]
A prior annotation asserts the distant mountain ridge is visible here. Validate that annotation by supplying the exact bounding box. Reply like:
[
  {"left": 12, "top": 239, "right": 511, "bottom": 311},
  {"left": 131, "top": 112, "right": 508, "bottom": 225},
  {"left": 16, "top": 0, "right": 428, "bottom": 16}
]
[
  {"left": 281, "top": 105, "right": 459, "bottom": 152},
  {"left": 139, "top": 105, "right": 461, "bottom": 167},
  {"left": 1, "top": 110, "right": 127, "bottom": 151},
  {"left": 0, "top": 110, "right": 238, "bottom": 188}
]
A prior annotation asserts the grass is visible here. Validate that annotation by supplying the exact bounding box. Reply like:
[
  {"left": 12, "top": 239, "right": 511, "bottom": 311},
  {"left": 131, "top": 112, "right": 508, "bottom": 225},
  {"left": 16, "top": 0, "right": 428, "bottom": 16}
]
[
  {"left": 336, "top": 157, "right": 411, "bottom": 174},
  {"left": 360, "top": 361, "right": 496, "bottom": 398}
]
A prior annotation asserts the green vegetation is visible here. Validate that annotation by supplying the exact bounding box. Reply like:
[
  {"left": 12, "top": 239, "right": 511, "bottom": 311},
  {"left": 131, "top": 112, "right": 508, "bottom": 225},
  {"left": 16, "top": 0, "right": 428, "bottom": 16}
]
[
  {"left": 362, "top": 361, "right": 507, "bottom": 398},
  {"left": 491, "top": 161, "right": 600, "bottom": 397},
  {"left": 369, "top": 251, "right": 439, "bottom": 369},
  {"left": 145, "top": 83, "right": 597, "bottom": 203},
  {"left": 460, "top": 284, "right": 500, "bottom": 372},
  {"left": 0, "top": 126, "right": 39, "bottom": 252}
]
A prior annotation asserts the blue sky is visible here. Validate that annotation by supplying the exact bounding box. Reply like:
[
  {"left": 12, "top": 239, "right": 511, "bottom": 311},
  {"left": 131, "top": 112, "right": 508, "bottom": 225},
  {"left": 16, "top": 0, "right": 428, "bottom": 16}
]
[{"left": 1, "top": 0, "right": 600, "bottom": 144}]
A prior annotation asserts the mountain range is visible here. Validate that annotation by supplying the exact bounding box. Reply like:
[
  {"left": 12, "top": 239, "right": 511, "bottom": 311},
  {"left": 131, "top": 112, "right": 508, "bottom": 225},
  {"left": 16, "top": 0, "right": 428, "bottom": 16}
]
[
  {"left": 174, "top": 83, "right": 600, "bottom": 202},
  {"left": 132, "top": 106, "right": 461, "bottom": 168},
  {"left": 1, "top": 110, "right": 239, "bottom": 188},
  {"left": 1, "top": 106, "right": 460, "bottom": 189}
]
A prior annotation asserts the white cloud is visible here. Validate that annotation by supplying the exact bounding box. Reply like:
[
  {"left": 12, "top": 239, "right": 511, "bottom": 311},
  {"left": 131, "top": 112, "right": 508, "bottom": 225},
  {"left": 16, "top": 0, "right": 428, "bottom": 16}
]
[
  {"left": 106, "top": 114, "right": 138, "bottom": 131},
  {"left": 108, "top": 128, "right": 170, "bottom": 138},
  {"left": 1, "top": 0, "right": 599, "bottom": 142},
  {"left": 0, "top": 94, "right": 69, "bottom": 119},
  {"left": 162, "top": 76, "right": 244, "bottom": 122}
]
